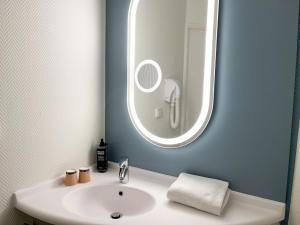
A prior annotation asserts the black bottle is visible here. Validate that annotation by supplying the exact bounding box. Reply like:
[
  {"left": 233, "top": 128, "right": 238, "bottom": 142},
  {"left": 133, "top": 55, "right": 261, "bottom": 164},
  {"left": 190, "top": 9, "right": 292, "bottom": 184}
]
[{"left": 97, "top": 139, "right": 108, "bottom": 172}]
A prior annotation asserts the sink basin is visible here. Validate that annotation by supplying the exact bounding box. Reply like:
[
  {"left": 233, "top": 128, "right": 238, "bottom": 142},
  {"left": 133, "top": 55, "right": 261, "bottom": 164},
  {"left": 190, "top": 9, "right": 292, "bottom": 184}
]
[
  {"left": 63, "top": 184, "right": 156, "bottom": 219},
  {"left": 14, "top": 163, "right": 286, "bottom": 225}
]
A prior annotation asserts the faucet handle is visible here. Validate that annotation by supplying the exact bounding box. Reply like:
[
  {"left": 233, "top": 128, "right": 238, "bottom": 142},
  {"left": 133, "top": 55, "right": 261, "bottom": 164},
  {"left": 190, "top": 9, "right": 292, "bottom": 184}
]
[{"left": 119, "top": 157, "right": 128, "bottom": 167}]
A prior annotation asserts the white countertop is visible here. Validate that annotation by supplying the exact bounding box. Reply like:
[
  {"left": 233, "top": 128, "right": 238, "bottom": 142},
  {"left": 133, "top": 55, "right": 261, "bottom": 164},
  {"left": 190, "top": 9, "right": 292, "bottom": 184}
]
[{"left": 14, "top": 162, "right": 285, "bottom": 225}]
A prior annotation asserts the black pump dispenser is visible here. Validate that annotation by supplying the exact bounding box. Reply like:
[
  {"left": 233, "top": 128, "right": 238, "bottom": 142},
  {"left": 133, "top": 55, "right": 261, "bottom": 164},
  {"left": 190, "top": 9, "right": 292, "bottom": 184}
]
[
  {"left": 97, "top": 139, "right": 108, "bottom": 172},
  {"left": 100, "top": 139, "right": 105, "bottom": 147}
]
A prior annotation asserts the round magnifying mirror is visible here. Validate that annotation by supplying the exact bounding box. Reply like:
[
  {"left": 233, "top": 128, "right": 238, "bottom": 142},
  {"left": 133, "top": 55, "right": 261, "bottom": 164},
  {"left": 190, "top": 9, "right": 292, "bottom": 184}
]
[{"left": 135, "top": 60, "right": 162, "bottom": 93}]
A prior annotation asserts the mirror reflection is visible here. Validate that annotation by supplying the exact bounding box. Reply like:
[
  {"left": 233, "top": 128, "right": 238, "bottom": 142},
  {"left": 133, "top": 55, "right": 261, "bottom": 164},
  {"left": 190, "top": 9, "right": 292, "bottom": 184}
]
[{"left": 135, "top": 0, "right": 208, "bottom": 138}]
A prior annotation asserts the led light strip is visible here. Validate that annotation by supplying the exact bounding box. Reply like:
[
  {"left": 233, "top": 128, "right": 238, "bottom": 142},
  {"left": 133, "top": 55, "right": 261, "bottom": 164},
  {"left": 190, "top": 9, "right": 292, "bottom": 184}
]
[{"left": 127, "top": 0, "right": 219, "bottom": 148}]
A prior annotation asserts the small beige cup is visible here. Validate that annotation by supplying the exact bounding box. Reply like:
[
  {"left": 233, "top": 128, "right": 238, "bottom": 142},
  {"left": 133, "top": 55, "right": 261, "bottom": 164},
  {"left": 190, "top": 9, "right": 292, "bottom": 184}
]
[
  {"left": 79, "top": 167, "right": 91, "bottom": 183},
  {"left": 64, "top": 169, "right": 78, "bottom": 186}
]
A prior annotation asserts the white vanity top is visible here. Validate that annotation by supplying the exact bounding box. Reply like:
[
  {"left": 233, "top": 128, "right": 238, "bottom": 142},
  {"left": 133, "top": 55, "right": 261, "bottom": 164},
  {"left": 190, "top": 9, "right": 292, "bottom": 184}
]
[{"left": 14, "top": 163, "right": 285, "bottom": 225}]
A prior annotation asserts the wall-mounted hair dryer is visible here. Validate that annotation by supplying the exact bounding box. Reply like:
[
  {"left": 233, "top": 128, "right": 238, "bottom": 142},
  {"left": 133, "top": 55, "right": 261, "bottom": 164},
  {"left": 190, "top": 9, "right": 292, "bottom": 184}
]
[{"left": 164, "top": 78, "right": 181, "bottom": 129}]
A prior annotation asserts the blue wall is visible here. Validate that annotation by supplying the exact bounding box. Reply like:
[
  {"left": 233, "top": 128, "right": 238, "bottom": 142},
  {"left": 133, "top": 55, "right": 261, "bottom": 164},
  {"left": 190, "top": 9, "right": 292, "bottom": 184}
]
[
  {"left": 106, "top": 0, "right": 299, "bottom": 202},
  {"left": 283, "top": 8, "right": 300, "bottom": 224}
]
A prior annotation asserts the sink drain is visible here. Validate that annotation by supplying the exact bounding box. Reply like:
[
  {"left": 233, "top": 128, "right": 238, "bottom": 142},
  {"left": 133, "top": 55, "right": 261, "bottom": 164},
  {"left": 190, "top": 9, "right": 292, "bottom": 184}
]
[{"left": 111, "top": 212, "right": 122, "bottom": 219}]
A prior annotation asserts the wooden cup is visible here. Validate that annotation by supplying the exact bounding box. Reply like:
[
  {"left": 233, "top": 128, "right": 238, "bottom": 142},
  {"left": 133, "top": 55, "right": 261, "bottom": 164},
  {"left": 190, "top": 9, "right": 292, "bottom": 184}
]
[
  {"left": 64, "top": 169, "right": 78, "bottom": 186},
  {"left": 79, "top": 167, "right": 91, "bottom": 183}
]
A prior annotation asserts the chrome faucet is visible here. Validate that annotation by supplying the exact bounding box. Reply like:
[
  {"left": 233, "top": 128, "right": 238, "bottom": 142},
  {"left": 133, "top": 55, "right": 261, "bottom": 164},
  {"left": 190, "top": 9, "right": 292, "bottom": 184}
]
[{"left": 119, "top": 157, "right": 129, "bottom": 184}]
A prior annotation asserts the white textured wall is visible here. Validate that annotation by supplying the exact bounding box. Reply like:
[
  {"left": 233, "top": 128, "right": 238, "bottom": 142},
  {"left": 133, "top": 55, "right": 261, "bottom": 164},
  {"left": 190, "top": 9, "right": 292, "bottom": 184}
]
[
  {"left": 0, "top": 0, "right": 106, "bottom": 224},
  {"left": 289, "top": 121, "right": 300, "bottom": 225}
]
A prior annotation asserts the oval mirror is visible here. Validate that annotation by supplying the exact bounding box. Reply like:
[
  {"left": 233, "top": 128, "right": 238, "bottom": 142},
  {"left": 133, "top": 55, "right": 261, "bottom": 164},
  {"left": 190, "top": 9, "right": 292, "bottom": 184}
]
[{"left": 127, "top": 0, "right": 219, "bottom": 148}]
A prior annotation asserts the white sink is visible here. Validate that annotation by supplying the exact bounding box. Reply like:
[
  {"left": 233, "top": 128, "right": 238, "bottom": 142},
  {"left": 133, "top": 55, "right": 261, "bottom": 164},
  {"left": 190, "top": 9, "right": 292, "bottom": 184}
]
[
  {"left": 63, "top": 185, "right": 155, "bottom": 219},
  {"left": 14, "top": 162, "right": 285, "bottom": 225}
]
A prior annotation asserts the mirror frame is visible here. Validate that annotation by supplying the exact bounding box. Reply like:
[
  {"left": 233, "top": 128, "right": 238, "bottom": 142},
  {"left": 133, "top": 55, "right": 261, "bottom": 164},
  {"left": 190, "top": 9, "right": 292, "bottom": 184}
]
[{"left": 127, "top": 0, "right": 219, "bottom": 148}]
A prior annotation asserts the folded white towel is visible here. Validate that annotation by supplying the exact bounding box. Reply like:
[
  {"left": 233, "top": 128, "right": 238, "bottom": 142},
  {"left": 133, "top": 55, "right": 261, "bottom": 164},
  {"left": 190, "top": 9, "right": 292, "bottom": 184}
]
[{"left": 167, "top": 173, "right": 230, "bottom": 216}]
